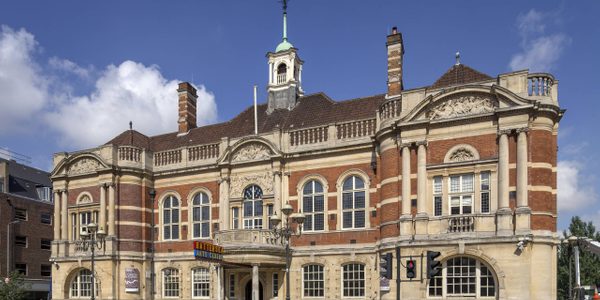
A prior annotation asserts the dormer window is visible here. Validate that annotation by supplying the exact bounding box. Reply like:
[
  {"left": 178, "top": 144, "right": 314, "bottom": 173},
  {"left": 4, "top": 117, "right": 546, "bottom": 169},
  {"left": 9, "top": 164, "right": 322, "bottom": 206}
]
[{"left": 277, "top": 63, "right": 287, "bottom": 84}]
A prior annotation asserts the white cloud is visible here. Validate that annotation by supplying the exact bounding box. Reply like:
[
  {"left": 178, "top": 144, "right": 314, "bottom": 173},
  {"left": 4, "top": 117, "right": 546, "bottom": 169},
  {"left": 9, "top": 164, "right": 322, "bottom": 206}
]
[
  {"left": 0, "top": 25, "right": 218, "bottom": 149},
  {"left": 557, "top": 160, "right": 599, "bottom": 212},
  {"left": 509, "top": 9, "right": 570, "bottom": 72},
  {"left": 0, "top": 25, "right": 48, "bottom": 134}
]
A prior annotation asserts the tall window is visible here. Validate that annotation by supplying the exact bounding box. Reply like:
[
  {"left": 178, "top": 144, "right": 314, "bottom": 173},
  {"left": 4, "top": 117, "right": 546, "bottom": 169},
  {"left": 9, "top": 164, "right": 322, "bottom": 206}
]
[
  {"left": 303, "top": 264, "right": 324, "bottom": 297},
  {"left": 70, "top": 269, "right": 98, "bottom": 298},
  {"left": 303, "top": 180, "right": 325, "bottom": 231},
  {"left": 433, "top": 176, "right": 443, "bottom": 216},
  {"left": 192, "top": 192, "right": 210, "bottom": 238},
  {"left": 480, "top": 172, "right": 491, "bottom": 213},
  {"left": 449, "top": 174, "right": 474, "bottom": 215},
  {"left": 243, "top": 185, "right": 263, "bottom": 229},
  {"left": 163, "top": 268, "right": 180, "bottom": 298},
  {"left": 267, "top": 204, "right": 274, "bottom": 229},
  {"left": 163, "top": 196, "right": 180, "bottom": 240},
  {"left": 71, "top": 213, "right": 77, "bottom": 240},
  {"left": 192, "top": 268, "right": 210, "bottom": 298},
  {"left": 342, "top": 176, "right": 366, "bottom": 229},
  {"left": 232, "top": 207, "right": 240, "bottom": 229},
  {"left": 428, "top": 256, "right": 496, "bottom": 298},
  {"left": 342, "top": 263, "right": 365, "bottom": 297},
  {"left": 229, "top": 274, "right": 235, "bottom": 298},
  {"left": 272, "top": 272, "right": 279, "bottom": 297}
]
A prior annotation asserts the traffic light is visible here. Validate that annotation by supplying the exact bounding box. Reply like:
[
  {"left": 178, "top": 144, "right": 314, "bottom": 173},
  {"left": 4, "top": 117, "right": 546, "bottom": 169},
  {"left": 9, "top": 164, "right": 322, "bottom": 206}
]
[
  {"left": 426, "top": 251, "right": 441, "bottom": 279},
  {"left": 406, "top": 259, "right": 416, "bottom": 279},
  {"left": 379, "top": 253, "right": 392, "bottom": 279}
]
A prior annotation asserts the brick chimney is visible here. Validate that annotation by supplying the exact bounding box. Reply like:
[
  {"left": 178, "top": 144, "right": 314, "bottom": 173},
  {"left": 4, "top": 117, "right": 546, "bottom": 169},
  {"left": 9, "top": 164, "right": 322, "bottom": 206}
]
[
  {"left": 177, "top": 82, "right": 197, "bottom": 134},
  {"left": 386, "top": 27, "right": 404, "bottom": 98}
]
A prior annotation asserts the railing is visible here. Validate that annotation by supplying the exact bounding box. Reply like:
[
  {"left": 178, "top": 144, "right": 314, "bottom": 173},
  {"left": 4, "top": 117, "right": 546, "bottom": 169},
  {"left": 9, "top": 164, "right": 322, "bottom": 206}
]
[
  {"left": 290, "top": 126, "right": 328, "bottom": 146},
  {"left": 277, "top": 73, "right": 286, "bottom": 84},
  {"left": 154, "top": 149, "right": 182, "bottom": 166},
  {"left": 118, "top": 146, "right": 141, "bottom": 162},
  {"left": 214, "top": 229, "right": 281, "bottom": 247},
  {"left": 528, "top": 73, "right": 554, "bottom": 96},
  {"left": 379, "top": 98, "right": 401, "bottom": 121},
  {"left": 188, "top": 143, "right": 219, "bottom": 161},
  {"left": 337, "top": 119, "right": 376, "bottom": 139},
  {"left": 448, "top": 215, "right": 475, "bottom": 233}
]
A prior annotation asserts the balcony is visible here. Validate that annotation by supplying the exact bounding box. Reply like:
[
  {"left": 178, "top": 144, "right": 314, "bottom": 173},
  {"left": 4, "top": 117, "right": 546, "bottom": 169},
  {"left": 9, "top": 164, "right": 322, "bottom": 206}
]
[{"left": 214, "top": 229, "right": 286, "bottom": 265}]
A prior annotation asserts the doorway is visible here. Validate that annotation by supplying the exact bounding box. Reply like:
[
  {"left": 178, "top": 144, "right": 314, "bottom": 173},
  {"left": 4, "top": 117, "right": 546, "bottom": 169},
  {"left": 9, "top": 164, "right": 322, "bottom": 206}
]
[{"left": 244, "top": 281, "right": 264, "bottom": 300}]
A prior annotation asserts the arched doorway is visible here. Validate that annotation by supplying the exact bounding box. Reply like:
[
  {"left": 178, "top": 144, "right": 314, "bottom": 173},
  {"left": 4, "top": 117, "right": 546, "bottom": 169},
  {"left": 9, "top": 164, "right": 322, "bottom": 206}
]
[{"left": 244, "top": 281, "right": 264, "bottom": 300}]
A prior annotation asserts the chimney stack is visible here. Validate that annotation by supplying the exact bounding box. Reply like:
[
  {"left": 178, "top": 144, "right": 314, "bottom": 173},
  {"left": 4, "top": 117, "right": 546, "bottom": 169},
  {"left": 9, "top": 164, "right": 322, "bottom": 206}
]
[
  {"left": 386, "top": 26, "right": 404, "bottom": 98},
  {"left": 177, "top": 82, "right": 197, "bottom": 134}
]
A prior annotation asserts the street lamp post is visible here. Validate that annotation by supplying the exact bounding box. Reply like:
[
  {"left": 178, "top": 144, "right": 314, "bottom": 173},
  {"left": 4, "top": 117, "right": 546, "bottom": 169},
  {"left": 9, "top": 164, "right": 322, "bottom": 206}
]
[
  {"left": 79, "top": 222, "right": 106, "bottom": 300},
  {"left": 270, "top": 202, "right": 305, "bottom": 300}
]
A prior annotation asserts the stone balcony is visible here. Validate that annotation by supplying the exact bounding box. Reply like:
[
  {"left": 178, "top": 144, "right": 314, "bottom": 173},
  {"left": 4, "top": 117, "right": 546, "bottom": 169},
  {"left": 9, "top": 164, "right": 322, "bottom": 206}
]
[
  {"left": 213, "top": 229, "right": 286, "bottom": 265},
  {"left": 427, "top": 214, "right": 497, "bottom": 239}
]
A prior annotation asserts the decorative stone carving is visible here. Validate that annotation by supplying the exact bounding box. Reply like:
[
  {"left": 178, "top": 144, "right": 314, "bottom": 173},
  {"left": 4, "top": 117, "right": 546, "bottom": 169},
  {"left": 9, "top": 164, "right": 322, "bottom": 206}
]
[
  {"left": 427, "top": 94, "right": 497, "bottom": 120},
  {"left": 449, "top": 148, "right": 476, "bottom": 162},
  {"left": 231, "top": 143, "right": 271, "bottom": 163},
  {"left": 78, "top": 194, "right": 92, "bottom": 204},
  {"left": 229, "top": 172, "right": 274, "bottom": 198},
  {"left": 68, "top": 158, "right": 100, "bottom": 175}
]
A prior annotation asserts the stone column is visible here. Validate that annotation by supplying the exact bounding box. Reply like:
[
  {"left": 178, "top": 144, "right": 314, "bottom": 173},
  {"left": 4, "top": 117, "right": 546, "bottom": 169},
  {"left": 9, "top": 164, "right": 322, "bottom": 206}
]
[
  {"left": 219, "top": 170, "right": 230, "bottom": 230},
  {"left": 416, "top": 141, "right": 427, "bottom": 216},
  {"left": 108, "top": 183, "right": 116, "bottom": 236},
  {"left": 497, "top": 130, "right": 512, "bottom": 234},
  {"left": 516, "top": 128, "right": 531, "bottom": 233},
  {"left": 252, "top": 264, "right": 259, "bottom": 300},
  {"left": 61, "top": 190, "right": 68, "bottom": 240},
  {"left": 273, "top": 171, "right": 282, "bottom": 214},
  {"left": 99, "top": 183, "right": 107, "bottom": 232},
  {"left": 401, "top": 145, "right": 411, "bottom": 216},
  {"left": 53, "top": 190, "right": 61, "bottom": 240}
]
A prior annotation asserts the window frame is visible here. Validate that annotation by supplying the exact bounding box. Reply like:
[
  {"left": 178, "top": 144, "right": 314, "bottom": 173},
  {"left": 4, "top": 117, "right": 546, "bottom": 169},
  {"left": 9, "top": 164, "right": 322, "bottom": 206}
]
[
  {"left": 191, "top": 192, "right": 211, "bottom": 239},
  {"left": 301, "top": 180, "right": 326, "bottom": 232},
  {"left": 433, "top": 176, "right": 443, "bottom": 217},
  {"left": 303, "top": 264, "right": 325, "bottom": 298},
  {"left": 191, "top": 267, "right": 210, "bottom": 299},
  {"left": 70, "top": 269, "right": 98, "bottom": 299},
  {"left": 162, "top": 195, "right": 181, "bottom": 241},
  {"left": 15, "top": 208, "right": 27, "bottom": 221},
  {"left": 15, "top": 263, "right": 27, "bottom": 276},
  {"left": 242, "top": 185, "right": 263, "bottom": 229},
  {"left": 480, "top": 171, "right": 491, "bottom": 214},
  {"left": 272, "top": 272, "right": 279, "bottom": 297},
  {"left": 162, "top": 268, "right": 180, "bottom": 298},
  {"left": 15, "top": 235, "right": 27, "bottom": 247},
  {"left": 41, "top": 212, "right": 52, "bottom": 225},
  {"left": 41, "top": 264, "right": 52, "bottom": 277},
  {"left": 448, "top": 174, "right": 474, "bottom": 215},
  {"left": 341, "top": 175, "right": 367, "bottom": 230},
  {"left": 427, "top": 256, "right": 497, "bottom": 299},
  {"left": 341, "top": 263, "right": 365, "bottom": 298},
  {"left": 41, "top": 238, "right": 52, "bottom": 250}
]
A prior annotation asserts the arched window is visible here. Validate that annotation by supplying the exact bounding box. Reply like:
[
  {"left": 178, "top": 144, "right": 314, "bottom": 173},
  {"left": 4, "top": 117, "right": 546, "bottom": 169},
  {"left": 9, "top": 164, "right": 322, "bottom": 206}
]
[
  {"left": 192, "top": 268, "right": 210, "bottom": 298},
  {"left": 303, "top": 264, "right": 324, "bottom": 297},
  {"left": 342, "top": 263, "right": 365, "bottom": 298},
  {"left": 342, "top": 176, "right": 366, "bottom": 229},
  {"left": 243, "top": 185, "right": 263, "bottom": 229},
  {"left": 70, "top": 269, "right": 98, "bottom": 298},
  {"left": 163, "top": 195, "right": 180, "bottom": 240},
  {"left": 277, "top": 63, "right": 287, "bottom": 83},
  {"left": 192, "top": 192, "right": 210, "bottom": 238},
  {"left": 163, "top": 268, "right": 180, "bottom": 298},
  {"left": 428, "top": 256, "right": 496, "bottom": 298},
  {"left": 302, "top": 180, "right": 325, "bottom": 231}
]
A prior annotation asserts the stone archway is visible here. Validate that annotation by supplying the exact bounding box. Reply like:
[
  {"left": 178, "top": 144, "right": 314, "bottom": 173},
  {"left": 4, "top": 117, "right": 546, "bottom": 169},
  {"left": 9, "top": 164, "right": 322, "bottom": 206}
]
[{"left": 244, "top": 281, "right": 264, "bottom": 300}]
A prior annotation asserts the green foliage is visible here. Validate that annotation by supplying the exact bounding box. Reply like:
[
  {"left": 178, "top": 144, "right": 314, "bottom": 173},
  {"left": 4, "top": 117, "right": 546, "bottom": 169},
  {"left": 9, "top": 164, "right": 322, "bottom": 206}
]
[
  {"left": 557, "top": 216, "right": 600, "bottom": 299},
  {"left": 0, "top": 271, "right": 29, "bottom": 300}
]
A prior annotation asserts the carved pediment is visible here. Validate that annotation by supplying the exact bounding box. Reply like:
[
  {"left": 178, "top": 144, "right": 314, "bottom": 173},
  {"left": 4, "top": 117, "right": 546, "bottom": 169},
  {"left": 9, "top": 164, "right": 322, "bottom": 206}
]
[
  {"left": 449, "top": 148, "right": 475, "bottom": 162},
  {"left": 68, "top": 158, "right": 101, "bottom": 175},
  {"left": 229, "top": 172, "right": 274, "bottom": 198},
  {"left": 426, "top": 93, "right": 497, "bottom": 120},
  {"left": 231, "top": 143, "right": 272, "bottom": 163}
]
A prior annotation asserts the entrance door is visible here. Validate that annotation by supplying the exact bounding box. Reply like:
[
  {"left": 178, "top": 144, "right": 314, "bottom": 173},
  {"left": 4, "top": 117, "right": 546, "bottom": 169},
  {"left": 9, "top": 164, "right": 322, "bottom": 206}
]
[{"left": 244, "top": 281, "right": 264, "bottom": 300}]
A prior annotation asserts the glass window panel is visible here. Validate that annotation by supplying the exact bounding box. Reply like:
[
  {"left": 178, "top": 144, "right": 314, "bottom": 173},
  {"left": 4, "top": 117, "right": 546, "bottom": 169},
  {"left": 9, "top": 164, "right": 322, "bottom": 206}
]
[
  {"left": 481, "top": 172, "right": 490, "bottom": 191},
  {"left": 243, "top": 201, "right": 253, "bottom": 216},
  {"left": 193, "top": 207, "right": 200, "bottom": 222},
  {"left": 433, "top": 176, "right": 443, "bottom": 194},
  {"left": 254, "top": 200, "right": 263, "bottom": 216},
  {"left": 450, "top": 176, "right": 460, "bottom": 192},
  {"left": 462, "top": 174, "right": 474, "bottom": 192},
  {"left": 355, "top": 192, "right": 365, "bottom": 208},
  {"left": 303, "top": 196, "right": 313, "bottom": 212},
  {"left": 342, "top": 193, "right": 353, "bottom": 209},
  {"left": 172, "top": 209, "right": 179, "bottom": 222},
  {"left": 343, "top": 178, "right": 354, "bottom": 191},
  {"left": 314, "top": 181, "right": 323, "bottom": 193},
  {"left": 343, "top": 212, "right": 353, "bottom": 228},
  {"left": 481, "top": 192, "right": 490, "bottom": 213},
  {"left": 201, "top": 206, "right": 210, "bottom": 220},
  {"left": 303, "top": 182, "right": 313, "bottom": 195},
  {"left": 314, "top": 195, "right": 324, "bottom": 212},
  {"left": 202, "top": 223, "right": 209, "bottom": 238},
  {"left": 354, "top": 210, "right": 365, "bottom": 228},
  {"left": 354, "top": 177, "right": 364, "bottom": 189},
  {"left": 172, "top": 225, "right": 179, "bottom": 239},
  {"left": 314, "top": 214, "right": 324, "bottom": 230}
]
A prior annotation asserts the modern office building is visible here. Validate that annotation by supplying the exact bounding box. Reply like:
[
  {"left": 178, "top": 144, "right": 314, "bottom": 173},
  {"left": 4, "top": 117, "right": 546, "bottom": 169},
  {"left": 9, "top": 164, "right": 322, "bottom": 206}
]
[
  {"left": 50, "top": 6, "right": 562, "bottom": 300},
  {"left": 0, "top": 158, "right": 54, "bottom": 299}
]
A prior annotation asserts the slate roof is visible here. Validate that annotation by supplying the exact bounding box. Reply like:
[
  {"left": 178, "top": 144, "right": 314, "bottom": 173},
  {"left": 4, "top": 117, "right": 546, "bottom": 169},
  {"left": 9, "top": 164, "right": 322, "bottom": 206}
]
[
  {"left": 106, "top": 93, "right": 386, "bottom": 152},
  {"left": 0, "top": 158, "right": 51, "bottom": 200},
  {"left": 431, "top": 64, "right": 493, "bottom": 89}
]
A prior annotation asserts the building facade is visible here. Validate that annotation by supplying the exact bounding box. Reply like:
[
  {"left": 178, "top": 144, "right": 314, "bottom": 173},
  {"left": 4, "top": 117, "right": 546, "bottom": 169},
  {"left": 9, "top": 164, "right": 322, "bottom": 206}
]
[
  {"left": 50, "top": 11, "right": 562, "bottom": 300},
  {"left": 0, "top": 158, "right": 54, "bottom": 299}
]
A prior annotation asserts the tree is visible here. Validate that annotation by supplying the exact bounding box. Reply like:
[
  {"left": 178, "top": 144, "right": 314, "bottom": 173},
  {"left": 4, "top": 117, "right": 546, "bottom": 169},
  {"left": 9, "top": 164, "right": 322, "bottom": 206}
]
[
  {"left": 0, "top": 271, "right": 29, "bottom": 300},
  {"left": 557, "top": 216, "right": 600, "bottom": 299}
]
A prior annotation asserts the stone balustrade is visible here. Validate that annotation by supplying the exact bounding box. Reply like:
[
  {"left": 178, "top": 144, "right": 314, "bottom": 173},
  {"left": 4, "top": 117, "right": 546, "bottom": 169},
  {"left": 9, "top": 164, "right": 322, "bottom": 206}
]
[
  {"left": 154, "top": 149, "right": 182, "bottom": 166},
  {"left": 188, "top": 143, "right": 220, "bottom": 161},
  {"left": 337, "top": 119, "right": 376, "bottom": 139},
  {"left": 117, "top": 146, "right": 141, "bottom": 162},
  {"left": 289, "top": 126, "right": 329, "bottom": 146},
  {"left": 447, "top": 215, "right": 475, "bottom": 233},
  {"left": 214, "top": 229, "right": 282, "bottom": 248},
  {"left": 379, "top": 98, "right": 401, "bottom": 121},
  {"left": 528, "top": 73, "right": 554, "bottom": 97}
]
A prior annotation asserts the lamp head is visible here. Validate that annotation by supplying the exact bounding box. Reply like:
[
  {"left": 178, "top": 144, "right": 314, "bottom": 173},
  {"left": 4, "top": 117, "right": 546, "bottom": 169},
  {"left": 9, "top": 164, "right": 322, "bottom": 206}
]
[
  {"left": 87, "top": 222, "right": 98, "bottom": 233},
  {"left": 149, "top": 188, "right": 156, "bottom": 199},
  {"left": 293, "top": 210, "right": 306, "bottom": 225},
  {"left": 281, "top": 202, "right": 293, "bottom": 216},
  {"left": 270, "top": 212, "right": 282, "bottom": 227},
  {"left": 80, "top": 230, "right": 90, "bottom": 240},
  {"left": 96, "top": 228, "right": 107, "bottom": 240}
]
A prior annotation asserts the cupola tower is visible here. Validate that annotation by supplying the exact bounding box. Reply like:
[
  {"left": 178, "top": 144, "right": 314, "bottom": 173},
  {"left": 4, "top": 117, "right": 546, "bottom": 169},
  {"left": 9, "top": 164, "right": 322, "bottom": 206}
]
[{"left": 266, "top": 0, "right": 304, "bottom": 113}]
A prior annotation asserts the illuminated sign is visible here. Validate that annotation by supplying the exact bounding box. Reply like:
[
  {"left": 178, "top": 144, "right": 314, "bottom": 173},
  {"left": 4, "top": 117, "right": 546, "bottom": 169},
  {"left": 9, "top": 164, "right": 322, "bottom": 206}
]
[{"left": 193, "top": 241, "right": 224, "bottom": 261}]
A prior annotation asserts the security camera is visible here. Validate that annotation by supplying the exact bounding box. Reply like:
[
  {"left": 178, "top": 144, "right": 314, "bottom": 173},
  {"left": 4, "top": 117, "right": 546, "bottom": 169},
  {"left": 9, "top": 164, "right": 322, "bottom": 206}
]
[{"left": 516, "top": 241, "right": 525, "bottom": 252}]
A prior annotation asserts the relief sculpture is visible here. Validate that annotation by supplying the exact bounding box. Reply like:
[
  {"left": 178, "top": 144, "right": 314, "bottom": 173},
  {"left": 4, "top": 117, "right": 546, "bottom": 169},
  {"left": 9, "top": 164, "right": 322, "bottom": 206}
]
[
  {"left": 231, "top": 143, "right": 272, "bottom": 163},
  {"left": 68, "top": 158, "right": 101, "bottom": 175},
  {"left": 229, "top": 172, "right": 274, "bottom": 197},
  {"left": 449, "top": 148, "right": 476, "bottom": 162},
  {"left": 427, "top": 94, "right": 497, "bottom": 120}
]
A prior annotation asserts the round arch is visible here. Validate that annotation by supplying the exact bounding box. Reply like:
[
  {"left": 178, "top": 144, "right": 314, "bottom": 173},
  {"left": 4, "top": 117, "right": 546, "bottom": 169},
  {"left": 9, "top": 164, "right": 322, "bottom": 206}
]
[
  {"left": 336, "top": 169, "right": 371, "bottom": 230},
  {"left": 187, "top": 187, "right": 213, "bottom": 240},
  {"left": 158, "top": 191, "right": 182, "bottom": 241}
]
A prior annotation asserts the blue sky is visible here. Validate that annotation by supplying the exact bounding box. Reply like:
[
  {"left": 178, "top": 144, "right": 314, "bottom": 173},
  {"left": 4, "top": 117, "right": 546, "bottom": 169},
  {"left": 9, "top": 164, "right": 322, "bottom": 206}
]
[{"left": 0, "top": 1, "right": 598, "bottom": 230}]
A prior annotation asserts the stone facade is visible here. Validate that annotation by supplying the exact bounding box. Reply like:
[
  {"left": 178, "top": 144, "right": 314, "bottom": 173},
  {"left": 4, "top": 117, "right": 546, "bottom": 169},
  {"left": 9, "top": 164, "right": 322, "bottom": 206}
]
[{"left": 50, "top": 26, "right": 562, "bottom": 300}]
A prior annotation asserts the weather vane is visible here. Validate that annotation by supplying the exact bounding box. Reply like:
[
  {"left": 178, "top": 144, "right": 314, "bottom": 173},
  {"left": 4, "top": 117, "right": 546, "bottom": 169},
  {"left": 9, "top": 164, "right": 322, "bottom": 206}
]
[{"left": 281, "top": 0, "right": 288, "bottom": 12}]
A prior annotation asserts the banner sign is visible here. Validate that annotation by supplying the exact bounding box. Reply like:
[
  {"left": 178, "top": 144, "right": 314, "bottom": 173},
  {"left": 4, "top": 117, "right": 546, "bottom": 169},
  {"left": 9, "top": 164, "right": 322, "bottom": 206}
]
[
  {"left": 380, "top": 277, "right": 390, "bottom": 292},
  {"left": 125, "top": 268, "right": 140, "bottom": 293},
  {"left": 193, "top": 241, "right": 224, "bottom": 261}
]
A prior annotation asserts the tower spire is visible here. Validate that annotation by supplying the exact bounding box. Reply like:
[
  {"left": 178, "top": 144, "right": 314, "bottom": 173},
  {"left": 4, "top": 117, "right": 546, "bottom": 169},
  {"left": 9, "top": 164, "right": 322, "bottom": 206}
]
[{"left": 275, "top": 0, "right": 293, "bottom": 52}]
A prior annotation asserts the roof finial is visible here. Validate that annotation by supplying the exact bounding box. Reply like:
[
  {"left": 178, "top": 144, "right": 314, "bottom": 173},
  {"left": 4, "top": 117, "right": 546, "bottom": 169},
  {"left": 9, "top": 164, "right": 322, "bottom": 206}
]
[
  {"left": 455, "top": 51, "right": 461, "bottom": 66},
  {"left": 282, "top": 0, "right": 288, "bottom": 41},
  {"left": 129, "top": 121, "right": 133, "bottom": 130}
]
